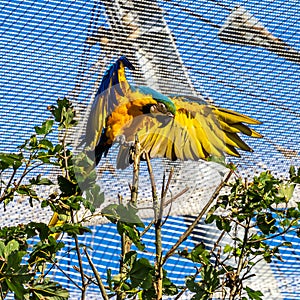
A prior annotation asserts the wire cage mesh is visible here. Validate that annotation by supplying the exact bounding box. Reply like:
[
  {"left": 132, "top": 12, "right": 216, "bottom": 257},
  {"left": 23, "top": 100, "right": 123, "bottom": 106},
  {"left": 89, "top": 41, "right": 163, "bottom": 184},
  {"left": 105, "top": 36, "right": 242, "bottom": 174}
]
[{"left": 1, "top": 0, "right": 300, "bottom": 299}]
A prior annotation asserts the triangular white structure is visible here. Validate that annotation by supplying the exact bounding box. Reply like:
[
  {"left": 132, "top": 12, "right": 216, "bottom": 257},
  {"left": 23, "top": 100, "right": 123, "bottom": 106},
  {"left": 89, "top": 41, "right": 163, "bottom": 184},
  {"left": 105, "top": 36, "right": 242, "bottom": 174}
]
[{"left": 219, "top": 5, "right": 300, "bottom": 63}]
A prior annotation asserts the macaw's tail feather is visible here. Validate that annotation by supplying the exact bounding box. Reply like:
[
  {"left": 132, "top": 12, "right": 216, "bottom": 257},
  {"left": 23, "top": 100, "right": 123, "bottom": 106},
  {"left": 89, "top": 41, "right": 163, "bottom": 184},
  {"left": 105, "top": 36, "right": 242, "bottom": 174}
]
[
  {"left": 116, "top": 145, "right": 133, "bottom": 170},
  {"left": 213, "top": 107, "right": 262, "bottom": 156},
  {"left": 93, "top": 128, "right": 111, "bottom": 166},
  {"left": 215, "top": 107, "right": 262, "bottom": 135}
]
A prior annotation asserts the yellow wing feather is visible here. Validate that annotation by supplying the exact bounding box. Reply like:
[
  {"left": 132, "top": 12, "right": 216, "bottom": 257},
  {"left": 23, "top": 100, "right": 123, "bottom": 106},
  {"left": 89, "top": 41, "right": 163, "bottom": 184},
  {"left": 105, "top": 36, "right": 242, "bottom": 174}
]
[{"left": 134, "top": 97, "right": 262, "bottom": 162}]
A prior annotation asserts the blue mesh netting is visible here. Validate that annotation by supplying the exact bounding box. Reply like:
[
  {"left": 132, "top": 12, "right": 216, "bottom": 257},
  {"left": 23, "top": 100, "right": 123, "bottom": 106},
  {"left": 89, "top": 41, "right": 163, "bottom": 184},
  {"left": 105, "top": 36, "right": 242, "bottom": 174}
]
[{"left": 1, "top": 1, "right": 300, "bottom": 299}]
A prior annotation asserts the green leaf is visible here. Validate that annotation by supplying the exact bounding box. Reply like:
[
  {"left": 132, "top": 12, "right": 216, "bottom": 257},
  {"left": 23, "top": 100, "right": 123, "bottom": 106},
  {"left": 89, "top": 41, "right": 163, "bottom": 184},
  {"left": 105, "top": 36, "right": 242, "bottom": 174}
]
[
  {"left": 5, "top": 277, "right": 26, "bottom": 299},
  {"left": 289, "top": 166, "right": 300, "bottom": 183},
  {"left": 0, "top": 241, "right": 5, "bottom": 258},
  {"left": 102, "top": 203, "right": 144, "bottom": 227},
  {"left": 277, "top": 183, "right": 295, "bottom": 201},
  {"left": 34, "top": 119, "right": 54, "bottom": 135},
  {"left": 281, "top": 241, "right": 292, "bottom": 247},
  {"left": 7, "top": 250, "right": 27, "bottom": 270},
  {"left": 54, "top": 223, "right": 91, "bottom": 238},
  {"left": 29, "top": 175, "right": 54, "bottom": 186},
  {"left": 86, "top": 184, "right": 104, "bottom": 208},
  {"left": 205, "top": 211, "right": 218, "bottom": 224},
  {"left": 245, "top": 286, "right": 264, "bottom": 300},
  {"left": 116, "top": 204, "right": 144, "bottom": 227},
  {"left": 257, "top": 213, "right": 277, "bottom": 235},
  {"left": 3, "top": 188, "right": 14, "bottom": 206},
  {"left": 36, "top": 151, "right": 51, "bottom": 163},
  {"left": 117, "top": 222, "right": 145, "bottom": 251},
  {"left": 185, "top": 276, "right": 198, "bottom": 293},
  {"left": 57, "top": 175, "right": 78, "bottom": 196},
  {"left": 29, "top": 239, "right": 65, "bottom": 265},
  {"left": 16, "top": 185, "right": 38, "bottom": 199},
  {"left": 223, "top": 244, "right": 233, "bottom": 254},
  {"left": 190, "top": 243, "right": 210, "bottom": 264},
  {"left": 102, "top": 204, "right": 119, "bottom": 223},
  {"left": 29, "top": 134, "right": 38, "bottom": 148},
  {"left": 49, "top": 98, "right": 77, "bottom": 129},
  {"left": 129, "top": 258, "right": 153, "bottom": 289},
  {"left": 162, "top": 276, "right": 178, "bottom": 296},
  {"left": 124, "top": 251, "right": 137, "bottom": 268},
  {"left": 107, "top": 269, "right": 113, "bottom": 291},
  {"left": 0, "top": 153, "right": 23, "bottom": 170},
  {"left": 30, "top": 281, "right": 69, "bottom": 300},
  {"left": 27, "top": 222, "right": 51, "bottom": 241},
  {"left": 140, "top": 288, "right": 156, "bottom": 300},
  {"left": 38, "top": 139, "right": 54, "bottom": 150},
  {"left": 4, "top": 239, "right": 19, "bottom": 258},
  {"left": 207, "top": 155, "right": 227, "bottom": 167},
  {"left": 201, "top": 265, "right": 219, "bottom": 292},
  {"left": 286, "top": 207, "right": 300, "bottom": 219},
  {"left": 289, "top": 165, "right": 296, "bottom": 178},
  {"left": 216, "top": 217, "right": 231, "bottom": 232}
]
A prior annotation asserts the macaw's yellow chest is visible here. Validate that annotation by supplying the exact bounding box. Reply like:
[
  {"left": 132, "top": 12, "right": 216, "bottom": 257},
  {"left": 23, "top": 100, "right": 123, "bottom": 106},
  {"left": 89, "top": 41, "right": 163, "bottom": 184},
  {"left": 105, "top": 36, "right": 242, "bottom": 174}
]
[{"left": 105, "top": 97, "right": 157, "bottom": 144}]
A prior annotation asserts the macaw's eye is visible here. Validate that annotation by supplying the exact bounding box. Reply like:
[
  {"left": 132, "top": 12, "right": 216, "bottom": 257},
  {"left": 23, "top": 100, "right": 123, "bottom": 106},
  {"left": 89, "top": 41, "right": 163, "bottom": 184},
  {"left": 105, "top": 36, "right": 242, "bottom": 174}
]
[{"left": 157, "top": 102, "right": 167, "bottom": 113}]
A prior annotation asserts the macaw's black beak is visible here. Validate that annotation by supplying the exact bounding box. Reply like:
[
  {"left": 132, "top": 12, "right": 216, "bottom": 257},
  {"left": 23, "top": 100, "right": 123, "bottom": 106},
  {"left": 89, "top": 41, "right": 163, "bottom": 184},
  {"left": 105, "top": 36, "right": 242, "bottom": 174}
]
[
  {"left": 167, "top": 112, "right": 175, "bottom": 118},
  {"left": 156, "top": 114, "right": 174, "bottom": 127}
]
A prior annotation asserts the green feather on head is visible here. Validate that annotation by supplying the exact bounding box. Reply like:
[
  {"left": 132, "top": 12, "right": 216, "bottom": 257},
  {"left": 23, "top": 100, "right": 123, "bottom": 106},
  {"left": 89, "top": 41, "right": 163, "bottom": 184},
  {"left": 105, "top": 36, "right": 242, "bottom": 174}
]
[{"left": 135, "top": 85, "right": 176, "bottom": 116}]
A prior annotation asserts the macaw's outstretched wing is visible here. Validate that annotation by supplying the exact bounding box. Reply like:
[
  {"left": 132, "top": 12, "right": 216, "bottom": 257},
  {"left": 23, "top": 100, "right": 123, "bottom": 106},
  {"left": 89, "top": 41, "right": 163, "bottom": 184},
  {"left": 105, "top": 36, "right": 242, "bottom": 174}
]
[
  {"left": 131, "top": 96, "right": 262, "bottom": 163},
  {"left": 84, "top": 56, "right": 135, "bottom": 150}
]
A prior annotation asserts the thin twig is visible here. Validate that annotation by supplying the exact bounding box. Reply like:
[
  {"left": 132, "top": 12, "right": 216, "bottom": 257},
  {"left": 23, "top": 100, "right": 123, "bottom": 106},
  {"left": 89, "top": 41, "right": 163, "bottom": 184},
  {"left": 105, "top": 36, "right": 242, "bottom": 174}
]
[
  {"left": 160, "top": 168, "right": 175, "bottom": 227},
  {"left": 118, "top": 194, "right": 126, "bottom": 300},
  {"left": 62, "top": 130, "right": 70, "bottom": 180},
  {"left": 0, "top": 168, "right": 17, "bottom": 204},
  {"left": 117, "top": 137, "right": 141, "bottom": 300},
  {"left": 71, "top": 211, "right": 87, "bottom": 298},
  {"left": 163, "top": 187, "right": 190, "bottom": 207},
  {"left": 162, "top": 169, "right": 234, "bottom": 265},
  {"left": 62, "top": 126, "right": 86, "bottom": 299},
  {"left": 159, "top": 168, "right": 174, "bottom": 222},
  {"left": 141, "top": 184, "right": 189, "bottom": 237},
  {"left": 141, "top": 220, "right": 154, "bottom": 237},
  {"left": 51, "top": 260, "right": 82, "bottom": 290},
  {"left": 83, "top": 247, "right": 109, "bottom": 300},
  {"left": 73, "top": 265, "right": 97, "bottom": 285},
  {"left": 170, "top": 2, "right": 222, "bottom": 28},
  {"left": 145, "top": 153, "right": 163, "bottom": 300},
  {"left": 145, "top": 153, "right": 158, "bottom": 220},
  {"left": 247, "top": 224, "right": 296, "bottom": 244},
  {"left": 229, "top": 217, "right": 251, "bottom": 300},
  {"left": 138, "top": 188, "right": 189, "bottom": 215},
  {"left": 130, "top": 135, "right": 141, "bottom": 205}
]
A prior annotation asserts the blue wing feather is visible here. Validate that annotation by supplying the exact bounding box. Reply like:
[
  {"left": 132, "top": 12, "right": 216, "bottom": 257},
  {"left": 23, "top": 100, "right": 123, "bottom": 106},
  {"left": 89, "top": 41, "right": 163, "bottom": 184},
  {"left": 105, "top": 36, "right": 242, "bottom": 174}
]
[
  {"left": 96, "top": 55, "right": 135, "bottom": 97},
  {"left": 84, "top": 56, "right": 134, "bottom": 149}
]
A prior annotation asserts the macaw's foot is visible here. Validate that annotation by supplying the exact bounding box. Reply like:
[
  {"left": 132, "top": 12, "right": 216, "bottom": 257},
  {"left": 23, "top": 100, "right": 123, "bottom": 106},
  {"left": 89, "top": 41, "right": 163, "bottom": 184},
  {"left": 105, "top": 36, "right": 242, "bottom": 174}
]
[{"left": 114, "top": 135, "right": 134, "bottom": 148}]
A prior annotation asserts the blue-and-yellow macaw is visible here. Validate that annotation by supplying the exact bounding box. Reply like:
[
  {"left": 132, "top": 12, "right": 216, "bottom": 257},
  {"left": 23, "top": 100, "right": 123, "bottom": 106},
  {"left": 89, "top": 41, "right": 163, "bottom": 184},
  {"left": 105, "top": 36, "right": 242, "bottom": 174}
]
[{"left": 84, "top": 56, "right": 262, "bottom": 169}]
